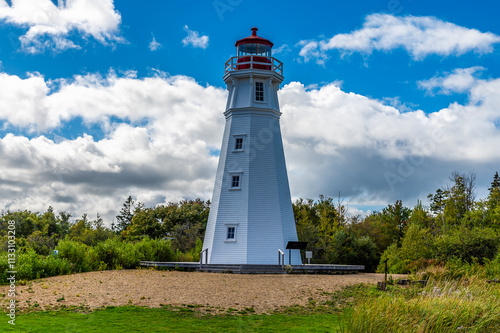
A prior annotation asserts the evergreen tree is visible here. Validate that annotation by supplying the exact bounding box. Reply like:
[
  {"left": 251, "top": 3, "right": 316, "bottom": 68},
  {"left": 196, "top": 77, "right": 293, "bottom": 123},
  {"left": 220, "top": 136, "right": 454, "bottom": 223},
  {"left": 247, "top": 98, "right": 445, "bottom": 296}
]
[
  {"left": 489, "top": 172, "right": 500, "bottom": 193},
  {"left": 428, "top": 188, "right": 446, "bottom": 215},
  {"left": 486, "top": 172, "right": 500, "bottom": 226},
  {"left": 115, "top": 196, "right": 135, "bottom": 234}
]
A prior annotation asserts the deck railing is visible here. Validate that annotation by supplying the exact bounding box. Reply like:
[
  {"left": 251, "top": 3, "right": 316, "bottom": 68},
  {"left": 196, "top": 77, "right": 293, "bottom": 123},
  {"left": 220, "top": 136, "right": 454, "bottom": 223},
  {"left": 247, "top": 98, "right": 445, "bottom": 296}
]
[
  {"left": 225, "top": 56, "right": 283, "bottom": 76},
  {"left": 200, "top": 248, "right": 209, "bottom": 268},
  {"left": 278, "top": 249, "right": 285, "bottom": 269}
]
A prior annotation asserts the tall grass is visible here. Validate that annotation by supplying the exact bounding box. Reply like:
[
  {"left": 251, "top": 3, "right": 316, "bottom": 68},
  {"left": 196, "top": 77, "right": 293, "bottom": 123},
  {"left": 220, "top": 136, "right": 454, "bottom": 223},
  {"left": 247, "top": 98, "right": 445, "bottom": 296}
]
[{"left": 341, "top": 277, "right": 500, "bottom": 332}]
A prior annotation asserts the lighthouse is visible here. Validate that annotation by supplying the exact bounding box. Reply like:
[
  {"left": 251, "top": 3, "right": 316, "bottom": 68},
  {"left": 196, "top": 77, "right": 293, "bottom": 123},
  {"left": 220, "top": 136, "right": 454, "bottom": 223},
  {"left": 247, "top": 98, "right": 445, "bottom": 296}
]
[{"left": 202, "top": 28, "right": 301, "bottom": 265}]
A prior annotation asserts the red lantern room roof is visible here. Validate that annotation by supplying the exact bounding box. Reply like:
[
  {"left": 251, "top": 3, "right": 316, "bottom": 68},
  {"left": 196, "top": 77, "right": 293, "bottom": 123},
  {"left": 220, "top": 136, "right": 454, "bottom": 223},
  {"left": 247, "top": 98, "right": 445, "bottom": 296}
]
[{"left": 235, "top": 27, "right": 274, "bottom": 48}]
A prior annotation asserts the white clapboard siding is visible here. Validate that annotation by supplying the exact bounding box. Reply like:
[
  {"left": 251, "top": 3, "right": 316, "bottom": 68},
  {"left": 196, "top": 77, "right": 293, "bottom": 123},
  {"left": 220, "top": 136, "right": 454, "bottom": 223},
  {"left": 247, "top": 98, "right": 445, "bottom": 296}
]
[{"left": 203, "top": 63, "right": 302, "bottom": 265}]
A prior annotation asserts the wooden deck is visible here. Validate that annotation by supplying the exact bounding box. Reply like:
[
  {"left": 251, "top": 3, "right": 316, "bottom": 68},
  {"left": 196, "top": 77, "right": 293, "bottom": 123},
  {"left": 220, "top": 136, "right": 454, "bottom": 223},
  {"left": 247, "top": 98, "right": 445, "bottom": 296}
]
[{"left": 140, "top": 261, "right": 364, "bottom": 274}]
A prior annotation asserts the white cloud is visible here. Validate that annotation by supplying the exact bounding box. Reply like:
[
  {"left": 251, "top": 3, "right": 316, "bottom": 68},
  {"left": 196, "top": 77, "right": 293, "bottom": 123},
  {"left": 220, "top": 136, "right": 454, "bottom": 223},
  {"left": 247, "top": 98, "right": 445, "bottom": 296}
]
[
  {"left": 279, "top": 78, "right": 500, "bottom": 206},
  {"left": 299, "top": 14, "right": 500, "bottom": 64},
  {"left": 0, "top": 70, "right": 226, "bottom": 222},
  {"left": 0, "top": 0, "right": 123, "bottom": 53},
  {"left": 273, "top": 44, "right": 291, "bottom": 55},
  {"left": 182, "top": 25, "right": 209, "bottom": 49},
  {"left": 1, "top": 69, "right": 500, "bottom": 223},
  {"left": 148, "top": 35, "right": 161, "bottom": 51},
  {"left": 418, "top": 67, "right": 485, "bottom": 95}
]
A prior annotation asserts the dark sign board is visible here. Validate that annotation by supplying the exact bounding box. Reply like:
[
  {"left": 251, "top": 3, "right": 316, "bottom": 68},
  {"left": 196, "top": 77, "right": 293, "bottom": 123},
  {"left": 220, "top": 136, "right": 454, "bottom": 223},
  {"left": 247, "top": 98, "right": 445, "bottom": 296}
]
[{"left": 286, "top": 241, "right": 308, "bottom": 250}]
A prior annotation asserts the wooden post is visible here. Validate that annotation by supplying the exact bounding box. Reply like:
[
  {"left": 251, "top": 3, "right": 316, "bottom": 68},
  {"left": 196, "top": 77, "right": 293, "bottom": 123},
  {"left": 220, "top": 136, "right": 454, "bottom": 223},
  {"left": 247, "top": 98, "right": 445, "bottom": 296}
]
[{"left": 384, "top": 258, "right": 388, "bottom": 283}]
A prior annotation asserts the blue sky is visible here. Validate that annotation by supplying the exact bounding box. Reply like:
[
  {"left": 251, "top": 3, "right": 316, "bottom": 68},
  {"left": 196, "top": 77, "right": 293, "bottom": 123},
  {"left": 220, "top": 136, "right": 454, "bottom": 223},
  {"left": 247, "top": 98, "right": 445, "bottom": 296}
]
[{"left": 0, "top": 0, "right": 499, "bottom": 222}]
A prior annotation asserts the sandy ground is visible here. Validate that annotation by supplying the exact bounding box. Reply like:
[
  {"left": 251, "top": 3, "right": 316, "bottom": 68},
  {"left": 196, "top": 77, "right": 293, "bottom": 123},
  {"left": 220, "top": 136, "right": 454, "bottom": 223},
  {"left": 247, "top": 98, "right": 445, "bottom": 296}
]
[{"left": 2, "top": 270, "right": 406, "bottom": 313}]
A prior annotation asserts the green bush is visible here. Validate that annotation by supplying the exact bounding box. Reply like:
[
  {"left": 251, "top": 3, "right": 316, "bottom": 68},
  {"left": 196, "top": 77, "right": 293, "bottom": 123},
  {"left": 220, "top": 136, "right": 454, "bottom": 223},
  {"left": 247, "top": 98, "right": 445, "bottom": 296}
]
[
  {"left": 57, "top": 239, "right": 104, "bottom": 273},
  {"left": 378, "top": 242, "right": 407, "bottom": 274},
  {"left": 379, "top": 224, "right": 436, "bottom": 274},
  {"left": 134, "top": 237, "right": 175, "bottom": 262},
  {"left": 484, "top": 251, "right": 500, "bottom": 279},
  {"left": 94, "top": 238, "right": 139, "bottom": 270},
  {"left": 0, "top": 249, "right": 72, "bottom": 283},
  {"left": 19, "top": 249, "right": 72, "bottom": 280},
  {"left": 434, "top": 227, "right": 499, "bottom": 264}
]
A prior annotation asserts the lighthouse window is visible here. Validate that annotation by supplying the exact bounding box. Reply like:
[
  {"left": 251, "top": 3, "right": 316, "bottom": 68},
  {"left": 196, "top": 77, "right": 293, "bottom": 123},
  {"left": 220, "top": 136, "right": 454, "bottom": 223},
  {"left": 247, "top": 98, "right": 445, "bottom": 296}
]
[
  {"left": 235, "top": 138, "right": 243, "bottom": 150},
  {"left": 227, "top": 227, "right": 235, "bottom": 240},
  {"left": 255, "top": 82, "right": 264, "bottom": 101},
  {"left": 231, "top": 175, "right": 240, "bottom": 188},
  {"left": 224, "top": 223, "right": 238, "bottom": 242}
]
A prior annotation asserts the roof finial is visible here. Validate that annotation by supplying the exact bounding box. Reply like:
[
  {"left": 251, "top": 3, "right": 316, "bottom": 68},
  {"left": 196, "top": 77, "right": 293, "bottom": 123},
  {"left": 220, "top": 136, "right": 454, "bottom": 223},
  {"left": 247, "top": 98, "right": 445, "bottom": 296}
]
[{"left": 251, "top": 27, "right": 258, "bottom": 36}]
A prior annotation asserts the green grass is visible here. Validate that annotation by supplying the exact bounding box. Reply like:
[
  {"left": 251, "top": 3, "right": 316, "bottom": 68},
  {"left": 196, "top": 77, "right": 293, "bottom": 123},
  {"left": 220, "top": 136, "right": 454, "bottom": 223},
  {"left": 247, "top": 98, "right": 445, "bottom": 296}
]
[
  {"left": 0, "top": 306, "right": 341, "bottom": 332},
  {"left": 6, "top": 279, "right": 498, "bottom": 332}
]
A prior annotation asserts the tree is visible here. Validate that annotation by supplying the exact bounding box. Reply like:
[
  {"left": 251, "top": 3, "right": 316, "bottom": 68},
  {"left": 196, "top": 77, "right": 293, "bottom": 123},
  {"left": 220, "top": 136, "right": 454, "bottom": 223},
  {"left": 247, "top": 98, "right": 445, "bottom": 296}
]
[
  {"left": 69, "top": 214, "right": 114, "bottom": 246},
  {"left": 489, "top": 172, "right": 500, "bottom": 192},
  {"left": 329, "top": 229, "right": 378, "bottom": 272},
  {"left": 125, "top": 207, "right": 163, "bottom": 240},
  {"left": 408, "top": 201, "right": 434, "bottom": 231},
  {"left": 293, "top": 195, "right": 346, "bottom": 263},
  {"left": 40, "top": 206, "right": 60, "bottom": 238},
  {"left": 58, "top": 211, "right": 72, "bottom": 237},
  {"left": 316, "top": 195, "right": 341, "bottom": 253},
  {"left": 428, "top": 189, "right": 446, "bottom": 216},
  {"left": 488, "top": 172, "right": 500, "bottom": 209},
  {"left": 443, "top": 171, "right": 477, "bottom": 226},
  {"left": 486, "top": 172, "right": 500, "bottom": 227},
  {"left": 115, "top": 196, "right": 135, "bottom": 235},
  {"left": 381, "top": 200, "right": 411, "bottom": 245}
]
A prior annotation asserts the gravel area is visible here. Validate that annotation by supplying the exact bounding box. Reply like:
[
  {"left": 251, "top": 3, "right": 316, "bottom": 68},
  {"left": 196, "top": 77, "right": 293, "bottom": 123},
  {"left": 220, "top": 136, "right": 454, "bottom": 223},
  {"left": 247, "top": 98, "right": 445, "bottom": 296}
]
[{"left": 3, "top": 270, "right": 406, "bottom": 313}]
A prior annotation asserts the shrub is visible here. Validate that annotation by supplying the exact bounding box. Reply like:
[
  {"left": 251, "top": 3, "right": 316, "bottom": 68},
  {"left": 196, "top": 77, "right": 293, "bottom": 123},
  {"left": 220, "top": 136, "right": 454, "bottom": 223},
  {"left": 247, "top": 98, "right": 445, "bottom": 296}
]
[
  {"left": 434, "top": 227, "right": 499, "bottom": 264},
  {"left": 94, "top": 238, "right": 139, "bottom": 269},
  {"left": 176, "top": 250, "right": 194, "bottom": 262},
  {"left": 57, "top": 239, "right": 104, "bottom": 273},
  {"left": 377, "top": 243, "right": 407, "bottom": 274},
  {"left": 484, "top": 251, "right": 500, "bottom": 279},
  {"left": 0, "top": 249, "right": 72, "bottom": 283},
  {"left": 134, "top": 237, "right": 175, "bottom": 262}
]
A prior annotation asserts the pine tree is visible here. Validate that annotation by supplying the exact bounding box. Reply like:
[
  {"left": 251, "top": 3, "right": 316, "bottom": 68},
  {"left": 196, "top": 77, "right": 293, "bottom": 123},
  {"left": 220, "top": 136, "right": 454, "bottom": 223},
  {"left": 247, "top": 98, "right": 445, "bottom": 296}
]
[
  {"left": 487, "top": 172, "right": 500, "bottom": 210},
  {"left": 115, "top": 196, "right": 135, "bottom": 234},
  {"left": 489, "top": 172, "right": 500, "bottom": 193}
]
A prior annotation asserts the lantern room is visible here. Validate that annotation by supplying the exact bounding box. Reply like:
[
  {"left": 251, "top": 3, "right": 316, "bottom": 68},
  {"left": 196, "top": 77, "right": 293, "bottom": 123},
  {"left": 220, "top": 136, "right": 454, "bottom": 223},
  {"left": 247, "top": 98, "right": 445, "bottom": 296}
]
[
  {"left": 225, "top": 28, "right": 283, "bottom": 75},
  {"left": 236, "top": 27, "right": 273, "bottom": 57}
]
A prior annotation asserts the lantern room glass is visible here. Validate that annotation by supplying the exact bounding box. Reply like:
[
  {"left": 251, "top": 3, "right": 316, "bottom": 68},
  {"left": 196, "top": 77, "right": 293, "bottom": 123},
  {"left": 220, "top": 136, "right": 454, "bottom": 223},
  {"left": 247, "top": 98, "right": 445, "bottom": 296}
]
[{"left": 238, "top": 43, "right": 272, "bottom": 57}]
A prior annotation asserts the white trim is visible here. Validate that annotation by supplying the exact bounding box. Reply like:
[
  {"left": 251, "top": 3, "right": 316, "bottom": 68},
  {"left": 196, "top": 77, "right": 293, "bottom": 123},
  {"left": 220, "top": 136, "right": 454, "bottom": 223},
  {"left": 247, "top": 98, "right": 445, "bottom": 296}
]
[{"left": 224, "top": 107, "right": 282, "bottom": 119}]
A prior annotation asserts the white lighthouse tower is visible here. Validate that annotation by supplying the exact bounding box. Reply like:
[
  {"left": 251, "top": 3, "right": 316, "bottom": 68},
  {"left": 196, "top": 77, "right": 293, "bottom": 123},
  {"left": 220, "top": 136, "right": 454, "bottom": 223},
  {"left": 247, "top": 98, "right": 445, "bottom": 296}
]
[{"left": 202, "top": 28, "right": 301, "bottom": 265}]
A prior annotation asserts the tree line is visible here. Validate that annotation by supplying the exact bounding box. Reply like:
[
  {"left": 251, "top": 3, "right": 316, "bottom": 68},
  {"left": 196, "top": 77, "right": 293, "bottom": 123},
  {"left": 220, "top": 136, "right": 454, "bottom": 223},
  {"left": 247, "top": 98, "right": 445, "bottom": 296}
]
[{"left": 1, "top": 171, "right": 499, "bottom": 279}]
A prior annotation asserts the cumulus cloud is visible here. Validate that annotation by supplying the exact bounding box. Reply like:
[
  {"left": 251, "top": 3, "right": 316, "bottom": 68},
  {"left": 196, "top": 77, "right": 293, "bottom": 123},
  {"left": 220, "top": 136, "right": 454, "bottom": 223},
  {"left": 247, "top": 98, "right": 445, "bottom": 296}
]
[
  {"left": 0, "top": 70, "right": 226, "bottom": 135},
  {"left": 418, "top": 67, "right": 485, "bottom": 95},
  {"left": 1, "top": 69, "right": 500, "bottom": 222},
  {"left": 279, "top": 79, "right": 500, "bottom": 206},
  {"left": 0, "top": 0, "right": 123, "bottom": 53},
  {"left": 182, "top": 25, "right": 209, "bottom": 49},
  {"left": 299, "top": 14, "right": 500, "bottom": 64},
  {"left": 0, "top": 70, "right": 226, "bottom": 222}
]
